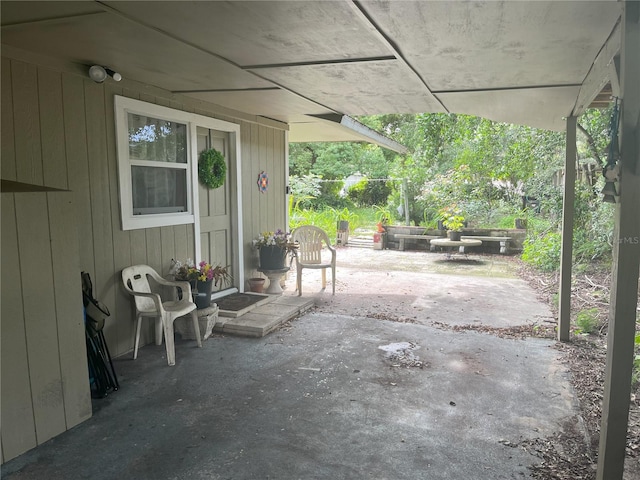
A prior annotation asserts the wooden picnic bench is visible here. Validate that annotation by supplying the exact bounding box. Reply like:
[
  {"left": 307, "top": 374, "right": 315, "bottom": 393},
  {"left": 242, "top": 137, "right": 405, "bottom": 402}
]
[
  {"left": 460, "top": 235, "right": 512, "bottom": 254},
  {"left": 395, "top": 234, "right": 444, "bottom": 251}
]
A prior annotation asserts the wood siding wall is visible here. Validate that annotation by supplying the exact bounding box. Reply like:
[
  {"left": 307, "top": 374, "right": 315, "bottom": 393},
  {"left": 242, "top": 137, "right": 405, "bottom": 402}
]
[{"left": 1, "top": 54, "right": 287, "bottom": 463}]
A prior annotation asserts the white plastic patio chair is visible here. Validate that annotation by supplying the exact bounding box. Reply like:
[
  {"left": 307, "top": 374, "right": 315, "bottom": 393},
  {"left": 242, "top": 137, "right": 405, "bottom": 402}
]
[
  {"left": 121, "top": 265, "right": 201, "bottom": 366},
  {"left": 291, "top": 225, "right": 336, "bottom": 296}
]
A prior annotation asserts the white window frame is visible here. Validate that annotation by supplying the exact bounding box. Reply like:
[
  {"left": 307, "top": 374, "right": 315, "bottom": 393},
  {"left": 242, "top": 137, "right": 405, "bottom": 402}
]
[{"left": 115, "top": 96, "right": 199, "bottom": 230}]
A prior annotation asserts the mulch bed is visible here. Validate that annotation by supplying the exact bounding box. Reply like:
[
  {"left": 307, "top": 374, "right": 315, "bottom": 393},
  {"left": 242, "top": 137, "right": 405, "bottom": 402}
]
[{"left": 515, "top": 261, "right": 640, "bottom": 479}]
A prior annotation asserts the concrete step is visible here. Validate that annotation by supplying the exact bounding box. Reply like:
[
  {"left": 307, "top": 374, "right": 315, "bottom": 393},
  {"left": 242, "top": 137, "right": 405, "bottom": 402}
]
[{"left": 345, "top": 236, "right": 374, "bottom": 248}]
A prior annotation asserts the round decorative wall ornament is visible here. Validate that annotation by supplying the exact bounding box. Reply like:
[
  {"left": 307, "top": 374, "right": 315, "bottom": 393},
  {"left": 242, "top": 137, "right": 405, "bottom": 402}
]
[
  {"left": 257, "top": 171, "right": 269, "bottom": 193},
  {"left": 198, "top": 148, "right": 226, "bottom": 189}
]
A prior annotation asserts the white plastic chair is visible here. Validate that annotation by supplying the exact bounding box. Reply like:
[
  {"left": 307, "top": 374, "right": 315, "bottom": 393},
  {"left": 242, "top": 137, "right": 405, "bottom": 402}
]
[
  {"left": 121, "top": 265, "right": 201, "bottom": 366},
  {"left": 291, "top": 225, "right": 336, "bottom": 296}
]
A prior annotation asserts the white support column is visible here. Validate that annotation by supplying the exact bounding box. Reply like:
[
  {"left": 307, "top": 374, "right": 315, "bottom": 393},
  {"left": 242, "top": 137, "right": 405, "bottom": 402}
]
[
  {"left": 558, "top": 116, "right": 577, "bottom": 341},
  {"left": 597, "top": 2, "right": 640, "bottom": 479}
]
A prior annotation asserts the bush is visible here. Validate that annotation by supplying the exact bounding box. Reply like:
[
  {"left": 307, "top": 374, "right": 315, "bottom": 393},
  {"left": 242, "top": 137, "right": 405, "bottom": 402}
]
[
  {"left": 575, "top": 308, "right": 599, "bottom": 334},
  {"left": 521, "top": 231, "right": 561, "bottom": 272},
  {"left": 347, "top": 179, "right": 391, "bottom": 207}
]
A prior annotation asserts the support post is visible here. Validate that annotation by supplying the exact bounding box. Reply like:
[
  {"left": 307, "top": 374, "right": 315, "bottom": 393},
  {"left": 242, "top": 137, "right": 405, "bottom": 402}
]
[
  {"left": 558, "top": 116, "right": 577, "bottom": 341},
  {"left": 402, "top": 178, "right": 410, "bottom": 226},
  {"left": 597, "top": 2, "right": 640, "bottom": 479}
]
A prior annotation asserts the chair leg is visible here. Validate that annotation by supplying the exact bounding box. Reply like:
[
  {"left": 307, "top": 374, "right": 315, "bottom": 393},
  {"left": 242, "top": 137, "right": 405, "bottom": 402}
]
[
  {"left": 331, "top": 265, "right": 336, "bottom": 295},
  {"left": 297, "top": 265, "right": 303, "bottom": 296},
  {"left": 190, "top": 310, "right": 202, "bottom": 348},
  {"left": 154, "top": 317, "right": 163, "bottom": 345},
  {"left": 162, "top": 315, "right": 176, "bottom": 366},
  {"left": 133, "top": 315, "right": 143, "bottom": 360},
  {"left": 321, "top": 269, "right": 326, "bottom": 289}
]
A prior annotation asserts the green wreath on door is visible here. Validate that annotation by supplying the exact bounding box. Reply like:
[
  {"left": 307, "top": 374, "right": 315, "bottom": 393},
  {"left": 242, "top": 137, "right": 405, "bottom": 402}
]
[{"left": 198, "top": 148, "right": 227, "bottom": 189}]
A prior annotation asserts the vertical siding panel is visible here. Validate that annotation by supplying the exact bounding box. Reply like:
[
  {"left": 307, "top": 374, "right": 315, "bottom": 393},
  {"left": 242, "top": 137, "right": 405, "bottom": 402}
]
[
  {"left": 186, "top": 226, "right": 195, "bottom": 261},
  {"left": 160, "top": 226, "right": 176, "bottom": 277},
  {"left": 145, "top": 228, "right": 163, "bottom": 271},
  {"left": 275, "top": 131, "right": 286, "bottom": 228},
  {"left": 1, "top": 58, "right": 16, "bottom": 181},
  {"left": 142, "top": 228, "right": 162, "bottom": 346},
  {"left": 15, "top": 194, "right": 66, "bottom": 444},
  {"left": 38, "top": 68, "right": 68, "bottom": 189},
  {"left": 48, "top": 192, "right": 91, "bottom": 428},
  {"left": 62, "top": 74, "right": 94, "bottom": 274},
  {"left": 105, "top": 83, "right": 134, "bottom": 354},
  {"left": 250, "top": 123, "right": 261, "bottom": 273},
  {"left": 174, "top": 226, "right": 188, "bottom": 263},
  {"left": 84, "top": 82, "right": 117, "bottom": 352},
  {"left": 258, "top": 125, "right": 267, "bottom": 232},
  {"left": 1, "top": 194, "right": 37, "bottom": 460},
  {"left": 266, "top": 127, "right": 276, "bottom": 229},
  {"left": 130, "top": 230, "right": 148, "bottom": 265},
  {"left": 11, "top": 60, "right": 43, "bottom": 185},
  {"left": 116, "top": 87, "right": 142, "bottom": 355}
]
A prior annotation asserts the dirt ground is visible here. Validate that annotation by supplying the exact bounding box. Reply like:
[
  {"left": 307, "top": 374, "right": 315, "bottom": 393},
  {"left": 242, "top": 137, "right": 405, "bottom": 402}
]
[{"left": 282, "top": 244, "right": 640, "bottom": 480}]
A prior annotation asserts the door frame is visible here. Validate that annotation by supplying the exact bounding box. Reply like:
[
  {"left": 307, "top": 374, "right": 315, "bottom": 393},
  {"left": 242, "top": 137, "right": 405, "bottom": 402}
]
[{"left": 191, "top": 117, "right": 243, "bottom": 292}]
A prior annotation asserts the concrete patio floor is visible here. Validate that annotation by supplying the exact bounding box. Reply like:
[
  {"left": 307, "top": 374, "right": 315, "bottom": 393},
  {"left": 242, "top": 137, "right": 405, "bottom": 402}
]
[{"left": 1, "top": 247, "right": 581, "bottom": 479}]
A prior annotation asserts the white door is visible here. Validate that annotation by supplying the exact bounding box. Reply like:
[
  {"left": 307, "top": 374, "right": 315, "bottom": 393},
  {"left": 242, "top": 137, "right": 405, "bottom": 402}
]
[{"left": 197, "top": 127, "right": 234, "bottom": 292}]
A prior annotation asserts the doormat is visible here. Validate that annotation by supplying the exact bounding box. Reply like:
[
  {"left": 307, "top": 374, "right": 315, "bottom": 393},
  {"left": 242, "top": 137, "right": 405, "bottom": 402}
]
[{"left": 215, "top": 293, "right": 271, "bottom": 316}]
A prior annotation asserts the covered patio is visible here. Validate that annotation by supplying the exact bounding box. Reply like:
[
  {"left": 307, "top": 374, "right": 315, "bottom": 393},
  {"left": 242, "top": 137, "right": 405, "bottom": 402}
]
[{"left": 2, "top": 247, "right": 581, "bottom": 480}]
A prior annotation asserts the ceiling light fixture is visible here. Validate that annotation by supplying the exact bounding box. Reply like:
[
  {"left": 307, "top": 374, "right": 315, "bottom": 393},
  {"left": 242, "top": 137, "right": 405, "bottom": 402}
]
[{"left": 88, "top": 65, "right": 122, "bottom": 83}]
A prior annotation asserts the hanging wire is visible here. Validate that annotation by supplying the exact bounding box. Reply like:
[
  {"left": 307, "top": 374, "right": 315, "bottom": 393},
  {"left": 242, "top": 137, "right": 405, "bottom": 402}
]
[{"left": 310, "top": 178, "right": 407, "bottom": 183}]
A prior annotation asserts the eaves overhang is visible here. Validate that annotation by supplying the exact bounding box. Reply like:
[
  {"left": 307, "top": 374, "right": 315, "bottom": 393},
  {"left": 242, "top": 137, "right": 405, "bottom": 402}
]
[{"left": 288, "top": 114, "right": 408, "bottom": 154}]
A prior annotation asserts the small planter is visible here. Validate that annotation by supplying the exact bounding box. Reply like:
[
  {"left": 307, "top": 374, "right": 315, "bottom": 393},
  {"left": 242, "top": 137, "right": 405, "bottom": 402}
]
[
  {"left": 248, "top": 277, "right": 265, "bottom": 293},
  {"left": 447, "top": 230, "right": 462, "bottom": 241},
  {"left": 195, "top": 279, "right": 214, "bottom": 309}
]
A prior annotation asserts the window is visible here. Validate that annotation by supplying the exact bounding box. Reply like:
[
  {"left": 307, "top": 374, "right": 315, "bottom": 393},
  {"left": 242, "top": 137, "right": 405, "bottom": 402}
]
[{"left": 116, "top": 97, "right": 196, "bottom": 230}]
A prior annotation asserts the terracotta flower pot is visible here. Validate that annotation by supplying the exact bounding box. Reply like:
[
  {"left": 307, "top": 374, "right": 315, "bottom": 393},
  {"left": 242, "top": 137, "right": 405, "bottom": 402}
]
[{"left": 248, "top": 277, "right": 265, "bottom": 293}]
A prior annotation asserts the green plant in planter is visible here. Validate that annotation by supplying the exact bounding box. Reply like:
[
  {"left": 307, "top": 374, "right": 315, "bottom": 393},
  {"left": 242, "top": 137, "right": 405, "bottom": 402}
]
[{"left": 439, "top": 206, "right": 465, "bottom": 232}]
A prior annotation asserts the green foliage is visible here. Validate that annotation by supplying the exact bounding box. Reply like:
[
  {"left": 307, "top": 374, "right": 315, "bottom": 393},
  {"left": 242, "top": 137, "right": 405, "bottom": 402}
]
[
  {"left": 632, "top": 332, "right": 640, "bottom": 387},
  {"left": 289, "top": 206, "right": 339, "bottom": 239},
  {"left": 347, "top": 179, "right": 391, "bottom": 207},
  {"left": 289, "top": 206, "right": 364, "bottom": 242},
  {"left": 290, "top": 107, "right": 615, "bottom": 272},
  {"left": 330, "top": 207, "right": 360, "bottom": 226},
  {"left": 522, "top": 231, "right": 561, "bottom": 272},
  {"left": 575, "top": 308, "right": 600, "bottom": 334},
  {"left": 373, "top": 205, "right": 393, "bottom": 224},
  {"left": 439, "top": 205, "right": 465, "bottom": 231},
  {"left": 288, "top": 174, "right": 322, "bottom": 210}
]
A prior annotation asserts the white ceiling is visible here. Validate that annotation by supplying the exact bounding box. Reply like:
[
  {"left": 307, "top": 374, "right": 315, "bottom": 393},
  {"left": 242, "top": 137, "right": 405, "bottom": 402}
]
[{"left": 1, "top": 0, "right": 622, "bottom": 145}]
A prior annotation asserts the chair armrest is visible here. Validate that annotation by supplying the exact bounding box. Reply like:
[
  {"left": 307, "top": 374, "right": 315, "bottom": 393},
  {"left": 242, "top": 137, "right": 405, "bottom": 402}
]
[
  {"left": 123, "top": 286, "right": 164, "bottom": 312},
  {"left": 327, "top": 243, "right": 337, "bottom": 262},
  {"left": 154, "top": 277, "right": 193, "bottom": 299}
]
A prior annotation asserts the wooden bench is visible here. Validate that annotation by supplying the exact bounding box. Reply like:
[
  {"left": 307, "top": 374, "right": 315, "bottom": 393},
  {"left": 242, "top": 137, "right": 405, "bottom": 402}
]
[
  {"left": 460, "top": 235, "right": 512, "bottom": 254},
  {"left": 394, "top": 234, "right": 444, "bottom": 251}
]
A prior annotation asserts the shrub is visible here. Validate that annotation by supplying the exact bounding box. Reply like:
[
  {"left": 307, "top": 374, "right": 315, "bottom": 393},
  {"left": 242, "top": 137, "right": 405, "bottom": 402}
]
[
  {"left": 575, "top": 308, "right": 599, "bottom": 334},
  {"left": 521, "top": 231, "right": 561, "bottom": 272},
  {"left": 347, "top": 179, "right": 391, "bottom": 207}
]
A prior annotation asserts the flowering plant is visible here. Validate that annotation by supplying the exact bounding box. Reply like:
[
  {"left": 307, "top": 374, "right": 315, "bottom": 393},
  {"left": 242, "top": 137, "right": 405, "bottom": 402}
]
[
  {"left": 439, "top": 205, "right": 465, "bottom": 232},
  {"left": 252, "top": 229, "right": 297, "bottom": 254},
  {"left": 170, "top": 259, "right": 232, "bottom": 287}
]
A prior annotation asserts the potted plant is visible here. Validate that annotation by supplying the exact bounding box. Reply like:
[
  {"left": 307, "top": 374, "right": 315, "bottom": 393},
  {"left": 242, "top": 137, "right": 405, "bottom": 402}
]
[
  {"left": 253, "top": 229, "right": 298, "bottom": 270},
  {"left": 439, "top": 206, "right": 466, "bottom": 241},
  {"left": 170, "top": 259, "right": 232, "bottom": 308}
]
